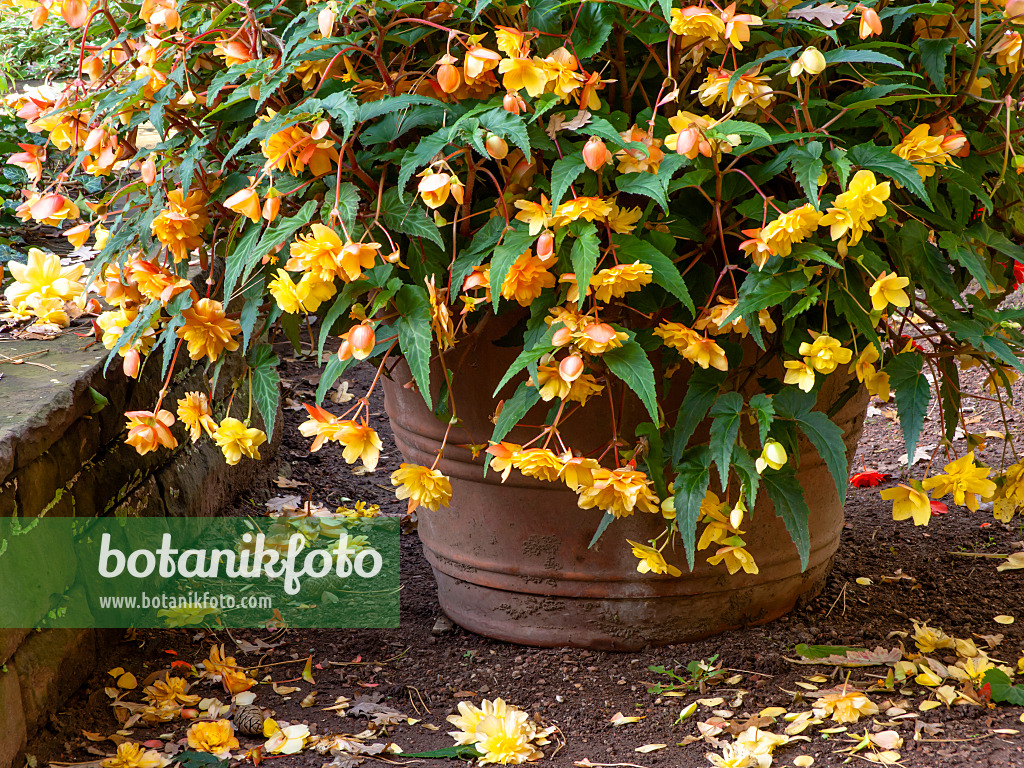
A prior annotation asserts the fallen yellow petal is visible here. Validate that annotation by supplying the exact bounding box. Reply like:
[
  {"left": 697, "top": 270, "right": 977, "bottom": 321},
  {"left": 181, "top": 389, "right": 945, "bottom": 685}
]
[
  {"left": 760, "top": 706, "right": 788, "bottom": 717},
  {"left": 116, "top": 672, "right": 137, "bottom": 689},
  {"left": 635, "top": 744, "right": 667, "bottom": 753},
  {"left": 794, "top": 757, "right": 815, "bottom": 767},
  {"left": 856, "top": 577, "right": 873, "bottom": 586},
  {"left": 610, "top": 712, "right": 643, "bottom": 726},
  {"left": 919, "top": 701, "right": 941, "bottom": 711},
  {"left": 995, "top": 615, "right": 1015, "bottom": 625}
]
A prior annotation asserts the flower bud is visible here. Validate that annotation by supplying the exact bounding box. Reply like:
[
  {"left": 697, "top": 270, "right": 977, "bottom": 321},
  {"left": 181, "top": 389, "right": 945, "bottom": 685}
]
[
  {"left": 791, "top": 47, "right": 827, "bottom": 78},
  {"left": 180, "top": 708, "right": 199, "bottom": 720},
  {"left": 140, "top": 159, "right": 155, "bottom": 188},
  {"left": 676, "top": 127, "right": 700, "bottom": 158},
  {"left": 582, "top": 136, "right": 612, "bottom": 171},
  {"left": 311, "top": 120, "right": 330, "bottom": 140},
  {"left": 83, "top": 55, "right": 103, "bottom": 82},
  {"left": 248, "top": 84, "right": 261, "bottom": 101},
  {"left": 338, "top": 338, "right": 353, "bottom": 361},
  {"left": 536, "top": 231, "right": 555, "bottom": 265},
  {"left": 84, "top": 126, "right": 106, "bottom": 153},
  {"left": 755, "top": 439, "right": 788, "bottom": 473},
  {"left": 123, "top": 348, "right": 141, "bottom": 379},
  {"left": 262, "top": 194, "right": 281, "bottom": 222},
  {"left": 349, "top": 323, "right": 375, "bottom": 360},
  {"left": 30, "top": 4, "right": 48, "bottom": 28},
  {"left": 558, "top": 354, "right": 584, "bottom": 383},
  {"left": 437, "top": 56, "right": 461, "bottom": 94},
  {"left": 61, "top": 0, "right": 88, "bottom": 28},
  {"left": 1006, "top": 0, "right": 1024, "bottom": 21},
  {"left": 503, "top": 90, "right": 525, "bottom": 115},
  {"left": 485, "top": 133, "right": 509, "bottom": 160},
  {"left": 859, "top": 7, "right": 882, "bottom": 38},
  {"left": 552, "top": 326, "right": 573, "bottom": 346},
  {"left": 318, "top": 6, "right": 336, "bottom": 37}
]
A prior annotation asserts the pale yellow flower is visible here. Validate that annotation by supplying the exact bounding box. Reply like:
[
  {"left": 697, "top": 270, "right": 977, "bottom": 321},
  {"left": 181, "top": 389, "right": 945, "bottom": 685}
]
[
  {"left": 628, "top": 540, "right": 682, "bottom": 577},
  {"left": 391, "top": 463, "right": 453, "bottom": 511},
  {"left": 212, "top": 417, "right": 267, "bottom": 465}
]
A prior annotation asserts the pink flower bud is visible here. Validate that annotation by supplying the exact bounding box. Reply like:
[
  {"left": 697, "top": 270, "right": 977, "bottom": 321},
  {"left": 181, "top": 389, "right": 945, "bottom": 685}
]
[
  {"left": 140, "top": 159, "right": 156, "bottom": 187},
  {"left": 536, "top": 231, "right": 555, "bottom": 265},
  {"left": 582, "top": 137, "right": 612, "bottom": 171},
  {"left": 503, "top": 90, "right": 524, "bottom": 115},
  {"left": 349, "top": 323, "right": 375, "bottom": 360},
  {"left": 558, "top": 354, "right": 584, "bottom": 382},
  {"left": 123, "top": 349, "right": 140, "bottom": 378},
  {"left": 552, "top": 327, "right": 573, "bottom": 347}
]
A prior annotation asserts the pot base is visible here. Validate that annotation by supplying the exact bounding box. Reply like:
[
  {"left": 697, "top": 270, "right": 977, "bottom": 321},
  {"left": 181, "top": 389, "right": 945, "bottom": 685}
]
[{"left": 426, "top": 547, "right": 834, "bottom": 651}]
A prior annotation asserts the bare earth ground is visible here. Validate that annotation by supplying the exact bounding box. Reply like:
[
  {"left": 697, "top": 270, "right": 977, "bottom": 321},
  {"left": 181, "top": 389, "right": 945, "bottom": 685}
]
[{"left": 22, "top": 340, "right": 1024, "bottom": 768}]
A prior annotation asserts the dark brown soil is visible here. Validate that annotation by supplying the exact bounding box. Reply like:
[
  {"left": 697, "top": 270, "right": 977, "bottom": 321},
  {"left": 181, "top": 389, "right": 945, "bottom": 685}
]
[{"left": 23, "top": 342, "right": 1024, "bottom": 768}]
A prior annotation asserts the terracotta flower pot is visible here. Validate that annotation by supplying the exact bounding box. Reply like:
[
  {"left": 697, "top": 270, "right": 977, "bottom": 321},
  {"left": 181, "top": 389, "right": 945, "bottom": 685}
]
[{"left": 382, "top": 322, "right": 868, "bottom": 651}]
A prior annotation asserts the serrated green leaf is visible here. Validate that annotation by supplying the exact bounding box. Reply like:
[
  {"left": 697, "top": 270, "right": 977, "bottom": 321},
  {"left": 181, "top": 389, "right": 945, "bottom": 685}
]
[
  {"left": 490, "top": 226, "right": 537, "bottom": 310},
  {"left": 488, "top": 382, "right": 541, "bottom": 462},
  {"left": 708, "top": 392, "right": 744, "bottom": 493},
  {"left": 848, "top": 142, "right": 932, "bottom": 208},
  {"left": 395, "top": 284, "right": 433, "bottom": 409},
  {"left": 570, "top": 222, "right": 600, "bottom": 309},
  {"left": 550, "top": 153, "right": 587, "bottom": 207},
  {"left": 588, "top": 511, "right": 617, "bottom": 548},
  {"left": 916, "top": 37, "right": 955, "bottom": 88},
  {"left": 674, "top": 445, "right": 712, "bottom": 570},
  {"left": 614, "top": 234, "right": 694, "bottom": 314},
  {"left": 493, "top": 324, "right": 556, "bottom": 396},
  {"left": 603, "top": 338, "right": 659, "bottom": 423},
  {"left": 248, "top": 344, "right": 281, "bottom": 441},
  {"left": 762, "top": 468, "right": 811, "bottom": 571},
  {"left": 886, "top": 351, "right": 931, "bottom": 465},
  {"left": 748, "top": 393, "right": 775, "bottom": 445},
  {"left": 774, "top": 388, "right": 849, "bottom": 506},
  {"left": 669, "top": 368, "right": 726, "bottom": 465},
  {"left": 821, "top": 48, "right": 904, "bottom": 67}
]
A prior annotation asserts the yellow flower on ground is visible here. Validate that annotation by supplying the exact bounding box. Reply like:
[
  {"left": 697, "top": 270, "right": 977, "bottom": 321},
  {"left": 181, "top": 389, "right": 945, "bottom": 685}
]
[
  {"left": 125, "top": 410, "right": 178, "bottom": 455},
  {"left": 187, "top": 720, "right": 238, "bottom": 759},
  {"left": 213, "top": 418, "right": 267, "bottom": 465},
  {"left": 881, "top": 483, "right": 932, "bottom": 526},
  {"left": 590, "top": 261, "right": 653, "bottom": 302},
  {"left": 143, "top": 675, "right": 200, "bottom": 707},
  {"left": 151, "top": 189, "right": 210, "bottom": 262},
  {"left": 176, "top": 392, "right": 217, "bottom": 442},
  {"left": 756, "top": 439, "right": 788, "bottom": 473},
  {"left": 654, "top": 322, "right": 728, "bottom": 370},
  {"left": 177, "top": 298, "right": 241, "bottom": 362},
  {"left": 783, "top": 360, "right": 816, "bottom": 392},
  {"left": 501, "top": 251, "right": 555, "bottom": 306},
  {"left": 707, "top": 539, "right": 759, "bottom": 574},
  {"left": 813, "top": 688, "right": 879, "bottom": 723},
  {"left": 447, "top": 698, "right": 553, "bottom": 765},
  {"left": 734, "top": 725, "right": 789, "bottom": 763},
  {"left": 629, "top": 540, "right": 682, "bottom": 577},
  {"left": 102, "top": 743, "right": 170, "bottom": 768},
  {"left": 912, "top": 621, "right": 955, "bottom": 653},
  {"left": 577, "top": 468, "right": 660, "bottom": 517},
  {"left": 799, "top": 332, "right": 853, "bottom": 374},
  {"left": 869, "top": 271, "right": 911, "bottom": 311},
  {"left": 707, "top": 744, "right": 758, "bottom": 768},
  {"left": 391, "top": 463, "right": 453, "bottom": 511},
  {"left": 498, "top": 57, "right": 551, "bottom": 97},
  {"left": 265, "top": 723, "right": 310, "bottom": 755},
  {"left": 921, "top": 451, "right": 997, "bottom": 511}
]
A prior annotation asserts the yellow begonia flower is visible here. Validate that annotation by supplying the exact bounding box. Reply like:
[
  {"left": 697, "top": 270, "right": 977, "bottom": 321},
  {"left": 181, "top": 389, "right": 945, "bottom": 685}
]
[
  {"left": 799, "top": 332, "right": 853, "bottom": 374},
  {"left": 756, "top": 439, "right": 788, "bottom": 473},
  {"left": 654, "top": 321, "right": 728, "bottom": 370},
  {"left": 912, "top": 621, "right": 955, "bottom": 654},
  {"left": 577, "top": 468, "right": 660, "bottom": 518},
  {"left": 213, "top": 417, "right": 267, "bottom": 465},
  {"left": 102, "top": 742, "right": 170, "bottom": 768},
  {"left": 707, "top": 538, "right": 759, "bottom": 574},
  {"left": 186, "top": 720, "right": 239, "bottom": 759},
  {"left": 818, "top": 170, "right": 890, "bottom": 250},
  {"left": 783, "top": 360, "right": 815, "bottom": 392},
  {"left": 4, "top": 247, "right": 85, "bottom": 306},
  {"left": 921, "top": 451, "right": 997, "bottom": 511},
  {"left": 498, "top": 56, "right": 550, "bottom": 97},
  {"left": 591, "top": 261, "right": 653, "bottom": 302},
  {"left": 391, "top": 463, "right": 453, "bottom": 511},
  {"left": 813, "top": 689, "right": 879, "bottom": 723},
  {"left": 880, "top": 483, "right": 931, "bottom": 526},
  {"left": 628, "top": 540, "right": 682, "bottom": 577},
  {"left": 869, "top": 271, "right": 911, "bottom": 311}
]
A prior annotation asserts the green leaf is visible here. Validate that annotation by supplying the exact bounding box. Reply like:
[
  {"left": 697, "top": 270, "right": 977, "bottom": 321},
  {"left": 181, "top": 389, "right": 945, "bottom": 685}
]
[
  {"left": 848, "top": 142, "right": 932, "bottom": 208},
  {"left": 886, "top": 351, "right": 931, "bottom": 465},
  {"left": 748, "top": 393, "right": 775, "bottom": 446},
  {"left": 248, "top": 344, "right": 281, "bottom": 441},
  {"left": 827, "top": 147, "right": 852, "bottom": 188},
  {"left": 452, "top": 217, "right": 505, "bottom": 297},
  {"left": 726, "top": 47, "right": 801, "bottom": 100},
  {"left": 614, "top": 235, "right": 694, "bottom": 314},
  {"left": 916, "top": 38, "right": 956, "bottom": 88},
  {"left": 794, "top": 643, "right": 866, "bottom": 660},
  {"left": 722, "top": 268, "right": 811, "bottom": 326},
  {"left": 603, "top": 339, "right": 659, "bottom": 423},
  {"left": 222, "top": 222, "right": 263, "bottom": 305},
  {"left": 588, "top": 512, "right": 617, "bottom": 548},
  {"left": 490, "top": 227, "right": 538, "bottom": 310},
  {"left": 789, "top": 141, "right": 824, "bottom": 208},
  {"left": 317, "top": 294, "right": 352, "bottom": 362},
  {"left": 492, "top": 324, "right": 556, "bottom": 396},
  {"left": 669, "top": 368, "right": 726, "bottom": 465},
  {"left": 395, "top": 285, "right": 433, "bottom": 409},
  {"left": 489, "top": 381, "right": 541, "bottom": 450},
  {"left": 775, "top": 388, "right": 850, "bottom": 506},
  {"left": 570, "top": 222, "right": 600, "bottom": 309},
  {"left": 570, "top": 2, "right": 615, "bottom": 59},
  {"left": 613, "top": 154, "right": 687, "bottom": 212},
  {"left": 382, "top": 188, "right": 444, "bottom": 249},
  {"left": 762, "top": 468, "right": 811, "bottom": 571},
  {"left": 401, "top": 745, "right": 485, "bottom": 760},
  {"left": 821, "top": 48, "right": 904, "bottom": 68},
  {"left": 356, "top": 93, "right": 444, "bottom": 122},
  {"left": 315, "top": 355, "right": 355, "bottom": 404},
  {"left": 636, "top": 422, "right": 668, "bottom": 499},
  {"left": 674, "top": 446, "right": 712, "bottom": 570},
  {"left": 712, "top": 120, "right": 772, "bottom": 142},
  {"left": 982, "top": 669, "right": 1024, "bottom": 705},
  {"left": 478, "top": 107, "right": 531, "bottom": 162},
  {"left": 550, "top": 153, "right": 587, "bottom": 207},
  {"left": 731, "top": 445, "right": 760, "bottom": 510},
  {"left": 708, "top": 392, "right": 744, "bottom": 493}
]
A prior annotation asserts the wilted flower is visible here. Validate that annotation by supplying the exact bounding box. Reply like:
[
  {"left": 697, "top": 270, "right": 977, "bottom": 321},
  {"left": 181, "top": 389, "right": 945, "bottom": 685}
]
[
  {"left": 144, "top": 675, "right": 200, "bottom": 707},
  {"left": 447, "top": 698, "right": 553, "bottom": 765},
  {"left": 102, "top": 743, "right": 170, "bottom": 768},
  {"left": 814, "top": 687, "right": 879, "bottom": 723},
  {"left": 629, "top": 540, "right": 682, "bottom": 577},
  {"left": 265, "top": 723, "right": 310, "bottom": 755},
  {"left": 911, "top": 621, "right": 956, "bottom": 654}
]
